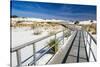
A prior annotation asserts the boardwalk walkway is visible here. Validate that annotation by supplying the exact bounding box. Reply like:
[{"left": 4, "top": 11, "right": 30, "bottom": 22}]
[
  {"left": 11, "top": 28, "right": 96, "bottom": 66},
  {"left": 62, "top": 30, "right": 89, "bottom": 63}
]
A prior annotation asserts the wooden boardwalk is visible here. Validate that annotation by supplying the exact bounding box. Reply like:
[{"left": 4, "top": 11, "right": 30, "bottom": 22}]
[{"left": 62, "top": 30, "right": 89, "bottom": 63}]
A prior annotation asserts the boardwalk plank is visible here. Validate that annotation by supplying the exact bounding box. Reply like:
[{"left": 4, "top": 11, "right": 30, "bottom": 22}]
[{"left": 65, "top": 30, "right": 88, "bottom": 63}]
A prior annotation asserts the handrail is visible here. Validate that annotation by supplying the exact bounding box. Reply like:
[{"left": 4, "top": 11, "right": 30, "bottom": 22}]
[
  {"left": 21, "top": 45, "right": 48, "bottom": 64},
  {"left": 28, "top": 44, "right": 55, "bottom": 65},
  {"left": 86, "top": 31, "right": 97, "bottom": 44},
  {"left": 47, "top": 31, "right": 77, "bottom": 64},
  {"left": 82, "top": 27, "right": 96, "bottom": 44},
  {"left": 22, "top": 35, "right": 63, "bottom": 64},
  {"left": 11, "top": 29, "right": 65, "bottom": 52},
  {"left": 83, "top": 29, "right": 97, "bottom": 62},
  {"left": 86, "top": 39, "right": 96, "bottom": 61},
  {"left": 11, "top": 28, "right": 71, "bottom": 66},
  {"left": 28, "top": 38, "right": 61, "bottom": 65}
]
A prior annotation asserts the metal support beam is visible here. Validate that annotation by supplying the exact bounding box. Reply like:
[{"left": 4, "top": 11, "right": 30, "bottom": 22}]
[
  {"left": 16, "top": 50, "right": 21, "bottom": 66},
  {"left": 33, "top": 43, "right": 36, "bottom": 65}
]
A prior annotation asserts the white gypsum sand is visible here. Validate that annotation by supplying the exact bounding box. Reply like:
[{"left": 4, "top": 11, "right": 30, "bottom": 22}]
[{"left": 11, "top": 22, "right": 67, "bottom": 66}]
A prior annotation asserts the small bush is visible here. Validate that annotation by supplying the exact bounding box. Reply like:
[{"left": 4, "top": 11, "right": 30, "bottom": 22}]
[
  {"left": 49, "top": 31, "right": 56, "bottom": 35},
  {"left": 88, "top": 28, "right": 91, "bottom": 32},
  {"left": 31, "top": 25, "right": 36, "bottom": 29},
  {"left": 48, "top": 39, "right": 59, "bottom": 53},
  {"left": 33, "top": 30, "right": 42, "bottom": 35},
  {"left": 47, "top": 22, "right": 52, "bottom": 24},
  {"left": 92, "top": 31, "right": 96, "bottom": 34},
  {"left": 64, "top": 31, "right": 71, "bottom": 37},
  {"left": 74, "top": 21, "right": 79, "bottom": 24}
]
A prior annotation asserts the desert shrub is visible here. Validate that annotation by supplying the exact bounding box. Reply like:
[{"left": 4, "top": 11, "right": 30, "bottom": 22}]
[
  {"left": 48, "top": 39, "right": 59, "bottom": 53},
  {"left": 47, "top": 22, "right": 52, "bottom": 24},
  {"left": 88, "top": 28, "right": 91, "bottom": 32},
  {"left": 31, "top": 25, "right": 36, "bottom": 29},
  {"left": 90, "top": 20, "right": 93, "bottom": 23},
  {"left": 92, "top": 31, "right": 96, "bottom": 34},
  {"left": 49, "top": 31, "right": 56, "bottom": 35},
  {"left": 18, "top": 21, "right": 22, "bottom": 23},
  {"left": 74, "top": 21, "right": 79, "bottom": 24},
  {"left": 86, "top": 24, "right": 96, "bottom": 34},
  {"left": 64, "top": 31, "right": 71, "bottom": 37},
  {"left": 33, "top": 30, "right": 42, "bottom": 35}
]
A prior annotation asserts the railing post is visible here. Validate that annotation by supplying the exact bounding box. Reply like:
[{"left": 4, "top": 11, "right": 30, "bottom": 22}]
[
  {"left": 86, "top": 32, "right": 88, "bottom": 49},
  {"left": 85, "top": 31, "right": 90, "bottom": 61},
  {"left": 89, "top": 35, "right": 92, "bottom": 60},
  {"left": 54, "top": 34, "right": 57, "bottom": 53},
  {"left": 84, "top": 31, "right": 87, "bottom": 51},
  {"left": 86, "top": 32, "right": 88, "bottom": 43},
  {"left": 63, "top": 30, "right": 64, "bottom": 45},
  {"left": 84, "top": 31, "right": 87, "bottom": 47},
  {"left": 16, "top": 50, "right": 21, "bottom": 66},
  {"left": 33, "top": 43, "right": 36, "bottom": 65},
  {"left": 55, "top": 33, "right": 56, "bottom": 39},
  {"left": 87, "top": 32, "right": 91, "bottom": 61}
]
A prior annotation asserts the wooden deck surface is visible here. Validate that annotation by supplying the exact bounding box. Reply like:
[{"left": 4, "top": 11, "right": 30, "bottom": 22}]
[{"left": 62, "top": 30, "right": 89, "bottom": 63}]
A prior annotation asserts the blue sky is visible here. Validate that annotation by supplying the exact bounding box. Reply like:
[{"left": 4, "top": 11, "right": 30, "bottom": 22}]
[{"left": 11, "top": 1, "right": 96, "bottom": 21}]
